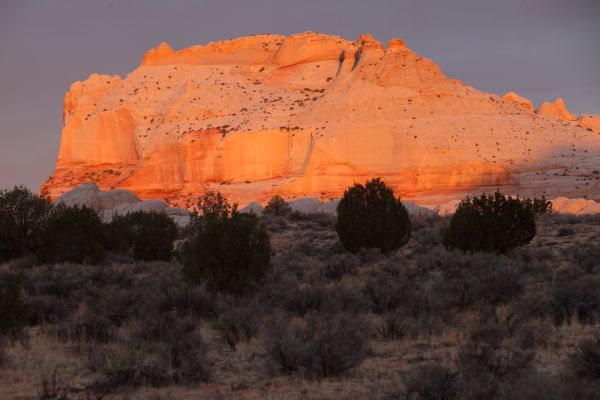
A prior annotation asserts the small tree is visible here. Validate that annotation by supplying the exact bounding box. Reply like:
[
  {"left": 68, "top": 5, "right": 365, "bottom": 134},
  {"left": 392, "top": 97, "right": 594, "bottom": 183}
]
[
  {"left": 0, "top": 186, "right": 51, "bottom": 262},
  {"left": 182, "top": 191, "right": 270, "bottom": 294},
  {"left": 336, "top": 178, "right": 411, "bottom": 254},
  {"left": 526, "top": 195, "right": 552, "bottom": 215},
  {"left": 443, "top": 191, "right": 536, "bottom": 253},
  {"left": 263, "top": 195, "right": 292, "bottom": 217},
  {"left": 106, "top": 211, "right": 177, "bottom": 261},
  {"left": 37, "top": 205, "right": 106, "bottom": 264}
]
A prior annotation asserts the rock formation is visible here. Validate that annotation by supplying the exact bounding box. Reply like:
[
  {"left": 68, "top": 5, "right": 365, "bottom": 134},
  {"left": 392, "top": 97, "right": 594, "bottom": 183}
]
[
  {"left": 579, "top": 114, "right": 600, "bottom": 133},
  {"left": 56, "top": 183, "right": 191, "bottom": 226},
  {"left": 503, "top": 92, "right": 534, "bottom": 112},
  {"left": 537, "top": 98, "right": 578, "bottom": 121},
  {"left": 42, "top": 32, "right": 600, "bottom": 208}
]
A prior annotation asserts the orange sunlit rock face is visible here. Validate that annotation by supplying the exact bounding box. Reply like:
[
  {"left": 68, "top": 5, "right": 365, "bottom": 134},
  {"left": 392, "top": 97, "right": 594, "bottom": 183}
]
[
  {"left": 537, "top": 98, "right": 578, "bottom": 121},
  {"left": 42, "top": 32, "right": 600, "bottom": 207}
]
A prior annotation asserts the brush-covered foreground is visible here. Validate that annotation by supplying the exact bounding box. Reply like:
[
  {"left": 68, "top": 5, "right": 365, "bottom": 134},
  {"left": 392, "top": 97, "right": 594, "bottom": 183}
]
[{"left": 1, "top": 211, "right": 599, "bottom": 399}]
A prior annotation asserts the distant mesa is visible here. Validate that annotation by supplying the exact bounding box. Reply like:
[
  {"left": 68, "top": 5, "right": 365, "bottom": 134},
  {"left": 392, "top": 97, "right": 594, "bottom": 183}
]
[{"left": 42, "top": 32, "right": 600, "bottom": 209}]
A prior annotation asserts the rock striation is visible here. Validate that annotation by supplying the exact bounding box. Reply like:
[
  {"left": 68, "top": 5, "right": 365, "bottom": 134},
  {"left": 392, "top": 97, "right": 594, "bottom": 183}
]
[{"left": 42, "top": 32, "right": 600, "bottom": 207}]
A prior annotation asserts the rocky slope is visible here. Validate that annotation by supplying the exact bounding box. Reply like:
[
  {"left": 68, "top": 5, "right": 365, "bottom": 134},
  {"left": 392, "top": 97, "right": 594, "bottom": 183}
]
[{"left": 42, "top": 32, "right": 600, "bottom": 208}]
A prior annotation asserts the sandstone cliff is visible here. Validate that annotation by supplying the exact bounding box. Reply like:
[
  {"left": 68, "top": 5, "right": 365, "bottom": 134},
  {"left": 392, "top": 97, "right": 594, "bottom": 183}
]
[{"left": 42, "top": 32, "right": 600, "bottom": 207}]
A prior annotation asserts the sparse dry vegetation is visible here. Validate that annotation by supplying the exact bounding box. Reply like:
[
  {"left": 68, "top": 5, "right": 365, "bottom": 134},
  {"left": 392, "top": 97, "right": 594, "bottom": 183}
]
[{"left": 0, "top": 187, "right": 599, "bottom": 399}]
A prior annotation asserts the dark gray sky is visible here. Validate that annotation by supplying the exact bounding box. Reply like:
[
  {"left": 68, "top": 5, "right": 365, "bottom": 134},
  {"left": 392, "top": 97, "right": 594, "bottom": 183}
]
[{"left": 1, "top": 0, "right": 599, "bottom": 190}]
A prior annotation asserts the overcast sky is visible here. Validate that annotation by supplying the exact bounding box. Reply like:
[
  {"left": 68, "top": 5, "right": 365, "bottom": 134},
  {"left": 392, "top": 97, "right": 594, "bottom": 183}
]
[{"left": 1, "top": 0, "right": 599, "bottom": 190}]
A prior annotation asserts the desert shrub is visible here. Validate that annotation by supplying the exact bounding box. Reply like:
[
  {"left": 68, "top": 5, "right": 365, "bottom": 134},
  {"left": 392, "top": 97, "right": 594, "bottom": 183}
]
[
  {"left": 106, "top": 211, "right": 177, "bottom": 261},
  {"left": 557, "top": 227, "right": 575, "bottom": 237},
  {"left": 89, "top": 345, "right": 173, "bottom": 389},
  {"left": 502, "top": 373, "right": 563, "bottom": 400},
  {"left": 22, "top": 265, "right": 94, "bottom": 324},
  {"left": 289, "top": 211, "right": 336, "bottom": 229},
  {"left": 457, "top": 324, "right": 534, "bottom": 390},
  {"left": 328, "top": 285, "right": 370, "bottom": 314},
  {"left": 443, "top": 191, "right": 536, "bottom": 253},
  {"left": 565, "top": 242, "right": 600, "bottom": 273},
  {"left": 363, "top": 268, "right": 420, "bottom": 314},
  {"left": 212, "top": 301, "right": 261, "bottom": 349},
  {"left": 36, "top": 205, "right": 106, "bottom": 264},
  {"left": 514, "top": 322, "right": 551, "bottom": 350},
  {"left": 403, "top": 365, "right": 460, "bottom": 400},
  {"left": 425, "top": 251, "right": 524, "bottom": 315},
  {"left": 262, "top": 276, "right": 368, "bottom": 316},
  {"left": 336, "top": 178, "right": 411, "bottom": 254},
  {"left": 56, "top": 308, "right": 116, "bottom": 343},
  {"left": 279, "top": 283, "right": 328, "bottom": 316},
  {"left": 90, "top": 313, "right": 210, "bottom": 389},
  {"left": 263, "top": 195, "right": 292, "bottom": 217},
  {"left": 265, "top": 312, "right": 372, "bottom": 378},
  {"left": 568, "top": 335, "right": 600, "bottom": 380},
  {"left": 322, "top": 253, "right": 359, "bottom": 281},
  {"left": 377, "top": 311, "right": 409, "bottom": 340},
  {"left": 363, "top": 273, "right": 413, "bottom": 313},
  {"left": 505, "top": 292, "right": 552, "bottom": 336},
  {"left": 134, "top": 314, "right": 209, "bottom": 383},
  {"left": 551, "top": 271, "right": 600, "bottom": 326},
  {"left": 0, "top": 272, "right": 30, "bottom": 340},
  {"left": 150, "top": 281, "right": 216, "bottom": 319},
  {"left": 91, "top": 286, "right": 140, "bottom": 325},
  {"left": 0, "top": 186, "right": 51, "bottom": 262},
  {"left": 37, "top": 367, "right": 69, "bottom": 400},
  {"left": 182, "top": 191, "right": 271, "bottom": 294}
]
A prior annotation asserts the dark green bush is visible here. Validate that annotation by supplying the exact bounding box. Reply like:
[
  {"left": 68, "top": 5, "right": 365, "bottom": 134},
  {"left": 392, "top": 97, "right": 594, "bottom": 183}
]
[
  {"left": 528, "top": 195, "right": 552, "bottom": 215},
  {"left": 263, "top": 195, "right": 292, "bottom": 217},
  {"left": 0, "top": 186, "right": 51, "bottom": 262},
  {"left": 336, "top": 178, "right": 411, "bottom": 254},
  {"left": 36, "top": 205, "right": 106, "bottom": 264},
  {"left": 182, "top": 191, "right": 271, "bottom": 294},
  {"left": 106, "top": 211, "right": 177, "bottom": 261},
  {"left": 443, "top": 191, "right": 536, "bottom": 253}
]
